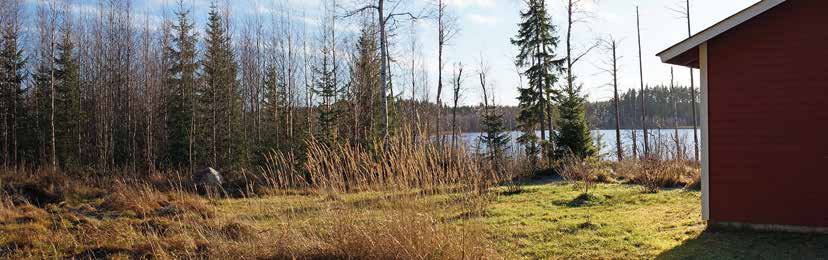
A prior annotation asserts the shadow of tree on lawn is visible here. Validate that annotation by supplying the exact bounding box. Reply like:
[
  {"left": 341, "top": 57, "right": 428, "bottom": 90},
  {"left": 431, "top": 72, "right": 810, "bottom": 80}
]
[{"left": 657, "top": 228, "right": 828, "bottom": 260}]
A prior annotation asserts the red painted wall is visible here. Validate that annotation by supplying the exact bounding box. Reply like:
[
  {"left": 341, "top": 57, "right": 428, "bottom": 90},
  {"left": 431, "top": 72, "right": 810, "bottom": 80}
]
[{"left": 708, "top": 0, "right": 828, "bottom": 227}]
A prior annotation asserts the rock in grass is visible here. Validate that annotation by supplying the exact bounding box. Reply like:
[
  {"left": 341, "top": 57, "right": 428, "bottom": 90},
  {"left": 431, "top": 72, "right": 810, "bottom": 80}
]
[{"left": 194, "top": 167, "right": 224, "bottom": 187}]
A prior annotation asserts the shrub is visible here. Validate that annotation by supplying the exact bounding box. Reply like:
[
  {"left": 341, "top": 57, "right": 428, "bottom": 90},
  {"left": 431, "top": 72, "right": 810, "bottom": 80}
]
[{"left": 554, "top": 154, "right": 601, "bottom": 195}]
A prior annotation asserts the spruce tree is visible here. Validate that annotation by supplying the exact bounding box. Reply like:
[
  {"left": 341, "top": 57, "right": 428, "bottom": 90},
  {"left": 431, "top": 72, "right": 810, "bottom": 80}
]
[
  {"left": 479, "top": 106, "right": 510, "bottom": 170},
  {"left": 55, "top": 27, "right": 83, "bottom": 167},
  {"left": 202, "top": 4, "right": 244, "bottom": 167},
  {"left": 554, "top": 82, "right": 596, "bottom": 159},
  {"left": 0, "top": 24, "right": 27, "bottom": 166},
  {"left": 314, "top": 46, "right": 340, "bottom": 145},
  {"left": 33, "top": 62, "right": 53, "bottom": 164},
  {"left": 166, "top": 7, "right": 198, "bottom": 169},
  {"left": 511, "top": 0, "right": 564, "bottom": 161}
]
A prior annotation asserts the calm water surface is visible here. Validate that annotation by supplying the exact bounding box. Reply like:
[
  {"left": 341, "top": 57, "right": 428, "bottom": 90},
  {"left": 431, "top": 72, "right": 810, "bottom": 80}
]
[{"left": 457, "top": 129, "right": 702, "bottom": 160}]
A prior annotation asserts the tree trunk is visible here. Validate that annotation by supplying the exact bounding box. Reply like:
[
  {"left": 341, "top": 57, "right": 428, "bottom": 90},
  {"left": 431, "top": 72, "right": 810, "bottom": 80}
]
[
  {"left": 611, "top": 40, "right": 622, "bottom": 161},
  {"left": 378, "top": 0, "right": 390, "bottom": 142}
]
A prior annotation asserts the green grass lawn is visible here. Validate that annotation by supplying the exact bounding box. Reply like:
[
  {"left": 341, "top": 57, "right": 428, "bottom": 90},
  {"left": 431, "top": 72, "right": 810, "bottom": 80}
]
[{"left": 483, "top": 182, "right": 828, "bottom": 259}]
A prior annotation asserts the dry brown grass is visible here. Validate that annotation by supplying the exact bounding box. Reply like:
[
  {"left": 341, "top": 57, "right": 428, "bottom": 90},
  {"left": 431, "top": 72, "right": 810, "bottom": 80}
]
[
  {"left": 0, "top": 172, "right": 499, "bottom": 258},
  {"left": 613, "top": 159, "right": 700, "bottom": 192},
  {"left": 0, "top": 133, "right": 504, "bottom": 259},
  {"left": 260, "top": 132, "right": 504, "bottom": 195}
]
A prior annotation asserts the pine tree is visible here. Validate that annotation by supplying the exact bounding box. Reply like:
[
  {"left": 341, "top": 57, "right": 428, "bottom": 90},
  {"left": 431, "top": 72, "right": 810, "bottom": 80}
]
[
  {"left": 314, "top": 46, "right": 340, "bottom": 145},
  {"left": 202, "top": 4, "right": 244, "bottom": 167},
  {"left": 554, "top": 82, "right": 596, "bottom": 159},
  {"left": 55, "top": 26, "right": 83, "bottom": 167},
  {"left": 165, "top": 6, "right": 198, "bottom": 169},
  {"left": 511, "top": 0, "right": 565, "bottom": 160}
]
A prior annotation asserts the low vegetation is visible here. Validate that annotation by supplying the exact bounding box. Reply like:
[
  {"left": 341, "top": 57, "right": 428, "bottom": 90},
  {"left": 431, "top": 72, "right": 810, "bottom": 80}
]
[{"left": 3, "top": 169, "right": 826, "bottom": 259}]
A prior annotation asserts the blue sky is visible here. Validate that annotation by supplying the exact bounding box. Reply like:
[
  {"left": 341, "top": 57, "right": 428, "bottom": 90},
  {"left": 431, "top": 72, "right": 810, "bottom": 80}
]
[
  {"left": 426, "top": 0, "right": 760, "bottom": 105},
  {"left": 45, "top": 0, "right": 761, "bottom": 106}
]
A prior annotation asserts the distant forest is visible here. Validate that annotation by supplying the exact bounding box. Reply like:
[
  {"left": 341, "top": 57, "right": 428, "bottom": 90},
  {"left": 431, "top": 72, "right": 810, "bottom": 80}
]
[
  {"left": 446, "top": 86, "right": 699, "bottom": 132},
  {"left": 586, "top": 86, "right": 700, "bottom": 130}
]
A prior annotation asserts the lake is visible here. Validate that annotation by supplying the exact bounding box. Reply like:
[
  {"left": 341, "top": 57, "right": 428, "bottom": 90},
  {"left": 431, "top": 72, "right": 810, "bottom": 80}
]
[{"left": 456, "top": 129, "right": 702, "bottom": 160}]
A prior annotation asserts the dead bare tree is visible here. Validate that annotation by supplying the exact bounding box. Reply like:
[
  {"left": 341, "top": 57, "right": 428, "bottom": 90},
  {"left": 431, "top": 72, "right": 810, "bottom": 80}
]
[
  {"left": 435, "top": 0, "right": 457, "bottom": 144},
  {"left": 600, "top": 36, "right": 623, "bottom": 161},
  {"left": 450, "top": 62, "right": 463, "bottom": 148}
]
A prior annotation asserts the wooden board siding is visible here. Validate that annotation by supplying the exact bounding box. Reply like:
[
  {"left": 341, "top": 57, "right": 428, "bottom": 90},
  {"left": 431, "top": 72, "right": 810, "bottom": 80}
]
[{"left": 707, "top": 0, "right": 828, "bottom": 227}]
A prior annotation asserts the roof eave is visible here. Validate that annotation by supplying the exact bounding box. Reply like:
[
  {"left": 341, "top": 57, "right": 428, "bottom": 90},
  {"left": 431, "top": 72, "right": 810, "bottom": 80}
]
[{"left": 657, "top": 0, "right": 787, "bottom": 67}]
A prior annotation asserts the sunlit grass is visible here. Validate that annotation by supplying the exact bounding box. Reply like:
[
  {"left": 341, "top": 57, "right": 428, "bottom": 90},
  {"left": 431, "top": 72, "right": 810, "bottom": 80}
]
[{"left": 484, "top": 183, "right": 704, "bottom": 258}]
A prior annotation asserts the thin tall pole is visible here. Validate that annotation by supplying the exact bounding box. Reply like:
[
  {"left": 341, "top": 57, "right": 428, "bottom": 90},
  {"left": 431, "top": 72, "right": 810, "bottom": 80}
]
[{"left": 636, "top": 6, "right": 649, "bottom": 158}]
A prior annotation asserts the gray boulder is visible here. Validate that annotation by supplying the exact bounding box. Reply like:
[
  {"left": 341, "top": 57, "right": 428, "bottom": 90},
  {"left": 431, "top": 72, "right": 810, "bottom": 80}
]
[{"left": 194, "top": 167, "right": 224, "bottom": 187}]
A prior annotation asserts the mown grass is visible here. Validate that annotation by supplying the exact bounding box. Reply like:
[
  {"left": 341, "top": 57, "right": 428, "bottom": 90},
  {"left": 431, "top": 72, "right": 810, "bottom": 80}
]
[{"left": 485, "top": 182, "right": 705, "bottom": 258}]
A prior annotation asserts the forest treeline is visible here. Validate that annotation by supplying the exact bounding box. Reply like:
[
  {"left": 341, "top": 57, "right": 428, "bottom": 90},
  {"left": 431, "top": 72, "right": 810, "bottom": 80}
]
[
  {"left": 0, "top": 0, "right": 699, "bottom": 173},
  {"left": 0, "top": 0, "right": 451, "bottom": 172}
]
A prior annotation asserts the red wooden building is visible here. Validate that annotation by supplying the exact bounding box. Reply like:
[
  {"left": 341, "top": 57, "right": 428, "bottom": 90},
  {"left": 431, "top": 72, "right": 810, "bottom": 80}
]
[{"left": 658, "top": 0, "right": 828, "bottom": 231}]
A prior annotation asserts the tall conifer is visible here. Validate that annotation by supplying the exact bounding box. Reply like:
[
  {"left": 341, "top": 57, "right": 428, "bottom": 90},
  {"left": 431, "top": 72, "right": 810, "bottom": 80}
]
[
  {"left": 511, "top": 0, "right": 564, "bottom": 162},
  {"left": 202, "top": 4, "right": 244, "bottom": 167},
  {"left": 55, "top": 26, "right": 83, "bottom": 167},
  {"left": 554, "top": 81, "right": 596, "bottom": 159},
  {"left": 314, "top": 46, "right": 340, "bottom": 144},
  {"left": 0, "top": 24, "right": 27, "bottom": 167},
  {"left": 166, "top": 6, "right": 198, "bottom": 169}
]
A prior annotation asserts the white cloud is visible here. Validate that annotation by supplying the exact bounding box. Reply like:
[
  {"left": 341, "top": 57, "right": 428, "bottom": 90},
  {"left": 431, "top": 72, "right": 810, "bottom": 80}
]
[
  {"left": 467, "top": 14, "right": 497, "bottom": 25},
  {"left": 445, "top": 0, "right": 496, "bottom": 9}
]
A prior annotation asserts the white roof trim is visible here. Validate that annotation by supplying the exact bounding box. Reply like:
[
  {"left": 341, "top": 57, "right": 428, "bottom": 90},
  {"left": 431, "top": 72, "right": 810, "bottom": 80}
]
[{"left": 657, "top": 0, "right": 786, "bottom": 64}]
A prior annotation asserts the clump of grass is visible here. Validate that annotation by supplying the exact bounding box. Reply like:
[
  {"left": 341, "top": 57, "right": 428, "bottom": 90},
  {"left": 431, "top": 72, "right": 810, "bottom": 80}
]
[{"left": 614, "top": 159, "right": 700, "bottom": 192}]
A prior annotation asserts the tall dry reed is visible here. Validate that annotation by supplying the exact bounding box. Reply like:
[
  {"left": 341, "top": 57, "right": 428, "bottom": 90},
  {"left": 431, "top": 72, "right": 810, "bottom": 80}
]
[{"left": 260, "top": 130, "right": 508, "bottom": 195}]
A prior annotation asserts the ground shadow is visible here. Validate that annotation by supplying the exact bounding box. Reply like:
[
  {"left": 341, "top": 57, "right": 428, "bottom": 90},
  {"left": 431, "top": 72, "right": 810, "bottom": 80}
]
[
  {"left": 657, "top": 228, "right": 828, "bottom": 259},
  {"left": 520, "top": 173, "right": 564, "bottom": 186}
]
